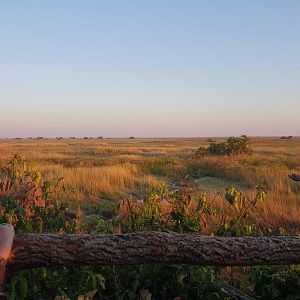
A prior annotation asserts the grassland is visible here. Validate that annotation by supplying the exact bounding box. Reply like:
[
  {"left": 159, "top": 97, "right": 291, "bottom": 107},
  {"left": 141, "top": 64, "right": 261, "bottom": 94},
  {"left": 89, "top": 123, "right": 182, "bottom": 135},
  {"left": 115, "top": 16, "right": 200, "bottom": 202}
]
[{"left": 0, "top": 136, "right": 299, "bottom": 232}]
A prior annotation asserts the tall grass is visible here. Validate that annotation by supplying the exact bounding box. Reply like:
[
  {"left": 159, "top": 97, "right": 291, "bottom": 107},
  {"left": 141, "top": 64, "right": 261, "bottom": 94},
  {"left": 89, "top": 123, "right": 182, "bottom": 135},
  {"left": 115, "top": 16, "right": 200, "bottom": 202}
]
[
  {"left": 37, "top": 163, "right": 162, "bottom": 200},
  {"left": 0, "top": 137, "right": 299, "bottom": 230}
]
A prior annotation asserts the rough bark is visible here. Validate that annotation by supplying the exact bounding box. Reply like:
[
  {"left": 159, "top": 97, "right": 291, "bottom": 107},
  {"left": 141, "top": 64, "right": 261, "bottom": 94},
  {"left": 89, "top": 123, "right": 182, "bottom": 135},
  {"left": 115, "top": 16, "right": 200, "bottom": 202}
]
[{"left": 7, "top": 232, "right": 300, "bottom": 272}]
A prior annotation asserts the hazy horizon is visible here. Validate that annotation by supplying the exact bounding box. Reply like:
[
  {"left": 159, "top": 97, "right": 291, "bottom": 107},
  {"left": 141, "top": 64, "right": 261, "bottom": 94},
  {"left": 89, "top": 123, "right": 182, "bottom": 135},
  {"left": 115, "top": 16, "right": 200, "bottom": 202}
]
[
  {"left": 1, "top": 135, "right": 299, "bottom": 140},
  {"left": 1, "top": 1, "right": 299, "bottom": 137}
]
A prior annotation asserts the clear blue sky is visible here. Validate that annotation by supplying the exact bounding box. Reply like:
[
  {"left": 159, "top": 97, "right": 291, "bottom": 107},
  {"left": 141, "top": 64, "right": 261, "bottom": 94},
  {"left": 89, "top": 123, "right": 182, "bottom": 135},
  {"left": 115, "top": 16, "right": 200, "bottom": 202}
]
[{"left": 0, "top": 1, "right": 299, "bottom": 137}]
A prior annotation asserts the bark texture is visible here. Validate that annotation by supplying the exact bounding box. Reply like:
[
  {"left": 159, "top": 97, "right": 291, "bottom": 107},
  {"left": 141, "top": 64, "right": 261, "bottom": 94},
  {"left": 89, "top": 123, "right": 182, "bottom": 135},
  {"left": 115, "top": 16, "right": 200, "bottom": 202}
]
[{"left": 7, "top": 232, "right": 300, "bottom": 272}]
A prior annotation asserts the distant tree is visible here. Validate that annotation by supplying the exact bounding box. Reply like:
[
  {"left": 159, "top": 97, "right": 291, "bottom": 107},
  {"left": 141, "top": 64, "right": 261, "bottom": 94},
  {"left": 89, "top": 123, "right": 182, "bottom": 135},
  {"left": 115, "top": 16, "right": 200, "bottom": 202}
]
[
  {"left": 129, "top": 136, "right": 135, "bottom": 139},
  {"left": 97, "top": 136, "right": 103, "bottom": 139}
]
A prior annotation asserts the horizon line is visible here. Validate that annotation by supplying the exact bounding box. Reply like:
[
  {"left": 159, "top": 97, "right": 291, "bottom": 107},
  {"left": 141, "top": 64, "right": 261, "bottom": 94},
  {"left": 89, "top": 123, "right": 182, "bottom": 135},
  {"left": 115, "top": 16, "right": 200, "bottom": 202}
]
[{"left": 0, "top": 135, "right": 298, "bottom": 140}]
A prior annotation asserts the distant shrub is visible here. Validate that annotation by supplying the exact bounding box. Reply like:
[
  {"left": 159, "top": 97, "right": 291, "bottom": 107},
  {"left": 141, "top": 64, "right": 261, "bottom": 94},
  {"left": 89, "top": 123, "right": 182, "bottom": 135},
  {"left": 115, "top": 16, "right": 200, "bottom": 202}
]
[
  {"left": 280, "top": 136, "right": 292, "bottom": 140},
  {"left": 226, "top": 135, "right": 252, "bottom": 155},
  {"left": 196, "top": 135, "right": 252, "bottom": 158},
  {"left": 195, "top": 146, "right": 207, "bottom": 159}
]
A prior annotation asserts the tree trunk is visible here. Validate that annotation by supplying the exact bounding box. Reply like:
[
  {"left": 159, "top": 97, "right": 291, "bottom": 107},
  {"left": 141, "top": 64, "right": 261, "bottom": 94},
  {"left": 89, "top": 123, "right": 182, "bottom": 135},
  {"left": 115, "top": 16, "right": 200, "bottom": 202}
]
[{"left": 7, "top": 232, "right": 300, "bottom": 272}]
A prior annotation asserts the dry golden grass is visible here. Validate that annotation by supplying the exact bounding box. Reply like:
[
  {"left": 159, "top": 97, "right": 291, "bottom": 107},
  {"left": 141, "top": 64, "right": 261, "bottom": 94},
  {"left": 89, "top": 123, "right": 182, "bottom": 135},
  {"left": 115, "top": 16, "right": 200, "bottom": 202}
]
[
  {"left": 38, "top": 163, "right": 161, "bottom": 200},
  {"left": 0, "top": 137, "right": 299, "bottom": 231}
]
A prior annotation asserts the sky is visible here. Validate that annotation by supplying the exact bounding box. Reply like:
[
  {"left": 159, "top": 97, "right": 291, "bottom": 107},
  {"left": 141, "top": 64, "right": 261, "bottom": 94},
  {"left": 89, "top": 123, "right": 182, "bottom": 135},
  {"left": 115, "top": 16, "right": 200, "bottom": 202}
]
[{"left": 0, "top": 1, "right": 299, "bottom": 138}]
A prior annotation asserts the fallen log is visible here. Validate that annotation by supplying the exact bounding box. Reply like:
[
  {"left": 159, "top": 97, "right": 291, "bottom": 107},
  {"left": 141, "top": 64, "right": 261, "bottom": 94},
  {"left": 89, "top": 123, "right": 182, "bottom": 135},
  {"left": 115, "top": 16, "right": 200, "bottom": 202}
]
[{"left": 7, "top": 232, "right": 300, "bottom": 272}]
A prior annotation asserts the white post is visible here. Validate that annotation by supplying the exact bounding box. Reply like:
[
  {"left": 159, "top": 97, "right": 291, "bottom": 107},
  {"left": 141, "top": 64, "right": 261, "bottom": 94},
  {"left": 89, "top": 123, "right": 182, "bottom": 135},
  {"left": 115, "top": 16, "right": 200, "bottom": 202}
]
[{"left": 0, "top": 224, "right": 15, "bottom": 299}]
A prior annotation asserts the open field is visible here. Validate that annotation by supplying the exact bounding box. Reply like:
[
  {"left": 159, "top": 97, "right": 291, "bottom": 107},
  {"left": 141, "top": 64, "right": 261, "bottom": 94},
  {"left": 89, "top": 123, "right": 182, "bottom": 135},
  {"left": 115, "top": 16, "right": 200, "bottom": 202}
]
[
  {"left": 0, "top": 136, "right": 299, "bottom": 232},
  {"left": 1, "top": 136, "right": 300, "bottom": 299}
]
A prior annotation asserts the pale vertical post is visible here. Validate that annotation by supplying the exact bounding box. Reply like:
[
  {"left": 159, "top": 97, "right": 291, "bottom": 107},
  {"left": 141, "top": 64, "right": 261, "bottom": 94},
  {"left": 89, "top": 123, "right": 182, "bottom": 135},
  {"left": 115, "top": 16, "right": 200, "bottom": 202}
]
[{"left": 0, "top": 224, "right": 15, "bottom": 300}]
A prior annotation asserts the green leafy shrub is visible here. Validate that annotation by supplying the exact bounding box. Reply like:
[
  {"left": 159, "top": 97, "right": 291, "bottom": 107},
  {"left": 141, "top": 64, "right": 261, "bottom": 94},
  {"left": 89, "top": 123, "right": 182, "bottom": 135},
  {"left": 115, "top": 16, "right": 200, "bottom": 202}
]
[
  {"left": 0, "top": 156, "right": 106, "bottom": 299},
  {"left": 247, "top": 266, "right": 300, "bottom": 300},
  {"left": 115, "top": 185, "right": 267, "bottom": 237},
  {"left": 0, "top": 155, "right": 80, "bottom": 233},
  {"left": 114, "top": 186, "right": 215, "bottom": 234},
  {"left": 217, "top": 186, "right": 266, "bottom": 236}
]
